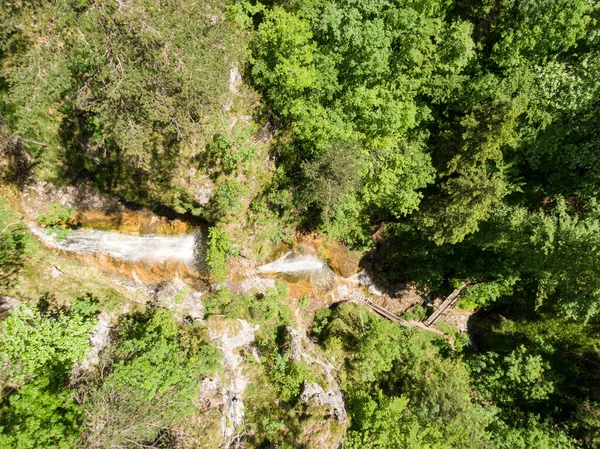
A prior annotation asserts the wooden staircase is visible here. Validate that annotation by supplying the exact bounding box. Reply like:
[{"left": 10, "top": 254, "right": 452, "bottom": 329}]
[
  {"left": 424, "top": 281, "right": 470, "bottom": 327},
  {"left": 347, "top": 282, "right": 471, "bottom": 348}
]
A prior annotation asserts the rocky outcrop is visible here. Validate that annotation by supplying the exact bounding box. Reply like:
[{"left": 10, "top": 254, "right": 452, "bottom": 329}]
[
  {"left": 20, "top": 178, "right": 197, "bottom": 235},
  {"left": 80, "top": 313, "right": 111, "bottom": 370},
  {"left": 280, "top": 327, "right": 347, "bottom": 449},
  {"left": 300, "top": 382, "right": 347, "bottom": 425},
  {"left": 0, "top": 295, "right": 21, "bottom": 319},
  {"left": 20, "top": 179, "right": 119, "bottom": 218},
  {"left": 284, "top": 326, "right": 347, "bottom": 438},
  {"left": 285, "top": 326, "right": 338, "bottom": 386},
  {"left": 153, "top": 277, "right": 205, "bottom": 321},
  {"left": 207, "top": 319, "right": 260, "bottom": 441}
]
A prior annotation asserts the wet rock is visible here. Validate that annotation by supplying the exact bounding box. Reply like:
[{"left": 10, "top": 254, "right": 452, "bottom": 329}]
[
  {"left": 348, "top": 270, "right": 386, "bottom": 296},
  {"left": 74, "top": 209, "right": 193, "bottom": 235},
  {"left": 324, "top": 242, "right": 362, "bottom": 278}
]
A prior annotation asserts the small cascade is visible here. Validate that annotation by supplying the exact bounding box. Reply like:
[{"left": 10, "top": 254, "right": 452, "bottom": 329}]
[
  {"left": 31, "top": 227, "right": 207, "bottom": 270},
  {"left": 348, "top": 270, "right": 386, "bottom": 296},
  {"left": 258, "top": 252, "right": 334, "bottom": 289}
]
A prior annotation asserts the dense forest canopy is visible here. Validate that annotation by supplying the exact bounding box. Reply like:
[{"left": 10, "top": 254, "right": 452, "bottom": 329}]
[{"left": 1, "top": 0, "right": 600, "bottom": 448}]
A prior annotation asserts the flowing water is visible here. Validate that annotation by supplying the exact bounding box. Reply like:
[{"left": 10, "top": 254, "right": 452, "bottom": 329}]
[
  {"left": 30, "top": 226, "right": 208, "bottom": 271},
  {"left": 257, "top": 252, "right": 334, "bottom": 288},
  {"left": 258, "top": 252, "right": 326, "bottom": 274}
]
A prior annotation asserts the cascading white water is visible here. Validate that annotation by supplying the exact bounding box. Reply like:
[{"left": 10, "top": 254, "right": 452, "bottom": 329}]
[
  {"left": 257, "top": 252, "right": 325, "bottom": 274},
  {"left": 257, "top": 252, "right": 334, "bottom": 288},
  {"left": 348, "top": 270, "right": 385, "bottom": 296},
  {"left": 30, "top": 227, "right": 203, "bottom": 265}
]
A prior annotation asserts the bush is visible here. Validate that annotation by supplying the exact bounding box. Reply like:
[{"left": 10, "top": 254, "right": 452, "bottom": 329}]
[
  {"left": 81, "top": 309, "right": 221, "bottom": 448},
  {"left": 37, "top": 203, "right": 75, "bottom": 241},
  {"left": 37, "top": 203, "right": 75, "bottom": 228},
  {"left": 206, "top": 227, "right": 237, "bottom": 284},
  {"left": 0, "top": 299, "right": 99, "bottom": 448}
]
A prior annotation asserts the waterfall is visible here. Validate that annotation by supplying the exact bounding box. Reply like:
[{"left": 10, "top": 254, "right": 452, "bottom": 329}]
[
  {"left": 257, "top": 252, "right": 334, "bottom": 288},
  {"left": 257, "top": 252, "right": 325, "bottom": 274},
  {"left": 31, "top": 227, "right": 207, "bottom": 270}
]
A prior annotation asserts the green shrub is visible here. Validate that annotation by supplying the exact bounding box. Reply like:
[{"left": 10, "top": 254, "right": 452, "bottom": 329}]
[
  {"left": 37, "top": 203, "right": 75, "bottom": 240},
  {"left": 207, "top": 177, "right": 247, "bottom": 222},
  {"left": 265, "top": 350, "right": 313, "bottom": 403},
  {"left": 37, "top": 203, "right": 75, "bottom": 228},
  {"left": 206, "top": 227, "right": 237, "bottom": 284},
  {"left": 81, "top": 309, "right": 220, "bottom": 448},
  {"left": 0, "top": 299, "right": 99, "bottom": 448}
]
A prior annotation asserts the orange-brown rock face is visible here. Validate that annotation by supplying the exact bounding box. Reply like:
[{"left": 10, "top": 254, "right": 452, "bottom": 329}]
[
  {"left": 58, "top": 250, "right": 205, "bottom": 289},
  {"left": 74, "top": 209, "right": 193, "bottom": 235}
]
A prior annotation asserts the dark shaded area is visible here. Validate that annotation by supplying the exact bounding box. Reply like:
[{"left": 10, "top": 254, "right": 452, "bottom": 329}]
[
  {"left": 467, "top": 307, "right": 600, "bottom": 437},
  {"left": 0, "top": 224, "right": 28, "bottom": 292},
  {"left": 57, "top": 109, "right": 195, "bottom": 218}
]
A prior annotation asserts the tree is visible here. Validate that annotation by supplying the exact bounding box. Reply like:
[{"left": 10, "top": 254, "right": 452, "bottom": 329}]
[
  {"left": 0, "top": 303, "right": 97, "bottom": 386},
  {"left": 81, "top": 309, "right": 220, "bottom": 448},
  {"left": 470, "top": 345, "right": 554, "bottom": 407},
  {"left": 0, "top": 298, "right": 98, "bottom": 448},
  {"left": 301, "top": 142, "right": 362, "bottom": 222}
]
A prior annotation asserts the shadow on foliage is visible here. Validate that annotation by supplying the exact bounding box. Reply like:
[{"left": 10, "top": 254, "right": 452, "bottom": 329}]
[
  {"left": 467, "top": 307, "right": 600, "bottom": 423},
  {"left": 364, "top": 223, "right": 462, "bottom": 295},
  {"left": 57, "top": 109, "right": 194, "bottom": 214},
  {"left": 0, "top": 225, "right": 28, "bottom": 292}
]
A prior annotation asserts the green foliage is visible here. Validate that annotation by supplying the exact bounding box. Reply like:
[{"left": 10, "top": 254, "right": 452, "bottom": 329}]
[
  {"left": 1, "top": 0, "right": 251, "bottom": 210},
  {"left": 362, "top": 139, "right": 436, "bottom": 219},
  {"left": 37, "top": 203, "right": 76, "bottom": 241},
  {"left": 265, "top": 350, "right": 313, "bottom": 403},
  {"left": 0, "top": 374, "right": 83, "bottom": 449},
  {"left": 0, "top": 298, "right": 99, "bottom": 448},
  {"left": 345, "top": 390, "right": 411, "bottom": 449},
  {"left": 316, "top": 303, "right": 495, "bottom": 448},
  {"left": 491, "top": 420, "right": 580, "bottom": 449},
  {"left": 81, "top": 308, "right": 220, "bottom": 448},
  {"left": 301, "top": 142, "right": 362, "bottom": 222},
  {"left": 470, "top": 201, "right": 600, "bottom": 319},
  {"left": 459, "top": 277, "right": 519, "bottom": 310},
  {"left": 1, "top": 0, "right": 600, "bottom": 445},
  {"left": 206, "top": 226, "right": 237, "bottom": 284},
  {"left": 204, "top": 131, "right": 258, "bottom": 178},
  {"left": 207, "top": 177, "right": 248, "bottom": 222},
  {"left": 250, "top": 0, "right": 472, "bottom": 228},
  {"left": 0, "top": 197, "right": 29, "bottom": 291},
  {"left": 204, "top": 281, "right": 292, "bottom": 327},
  {"left": 0, "top": 303, "right": 97, "bottom": 386},
  {"left": 470, "top": 345, "right": 554, "bottom": 407},
  {"left": 37, "top": 203, "right": 75, "bottom": 229}
]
